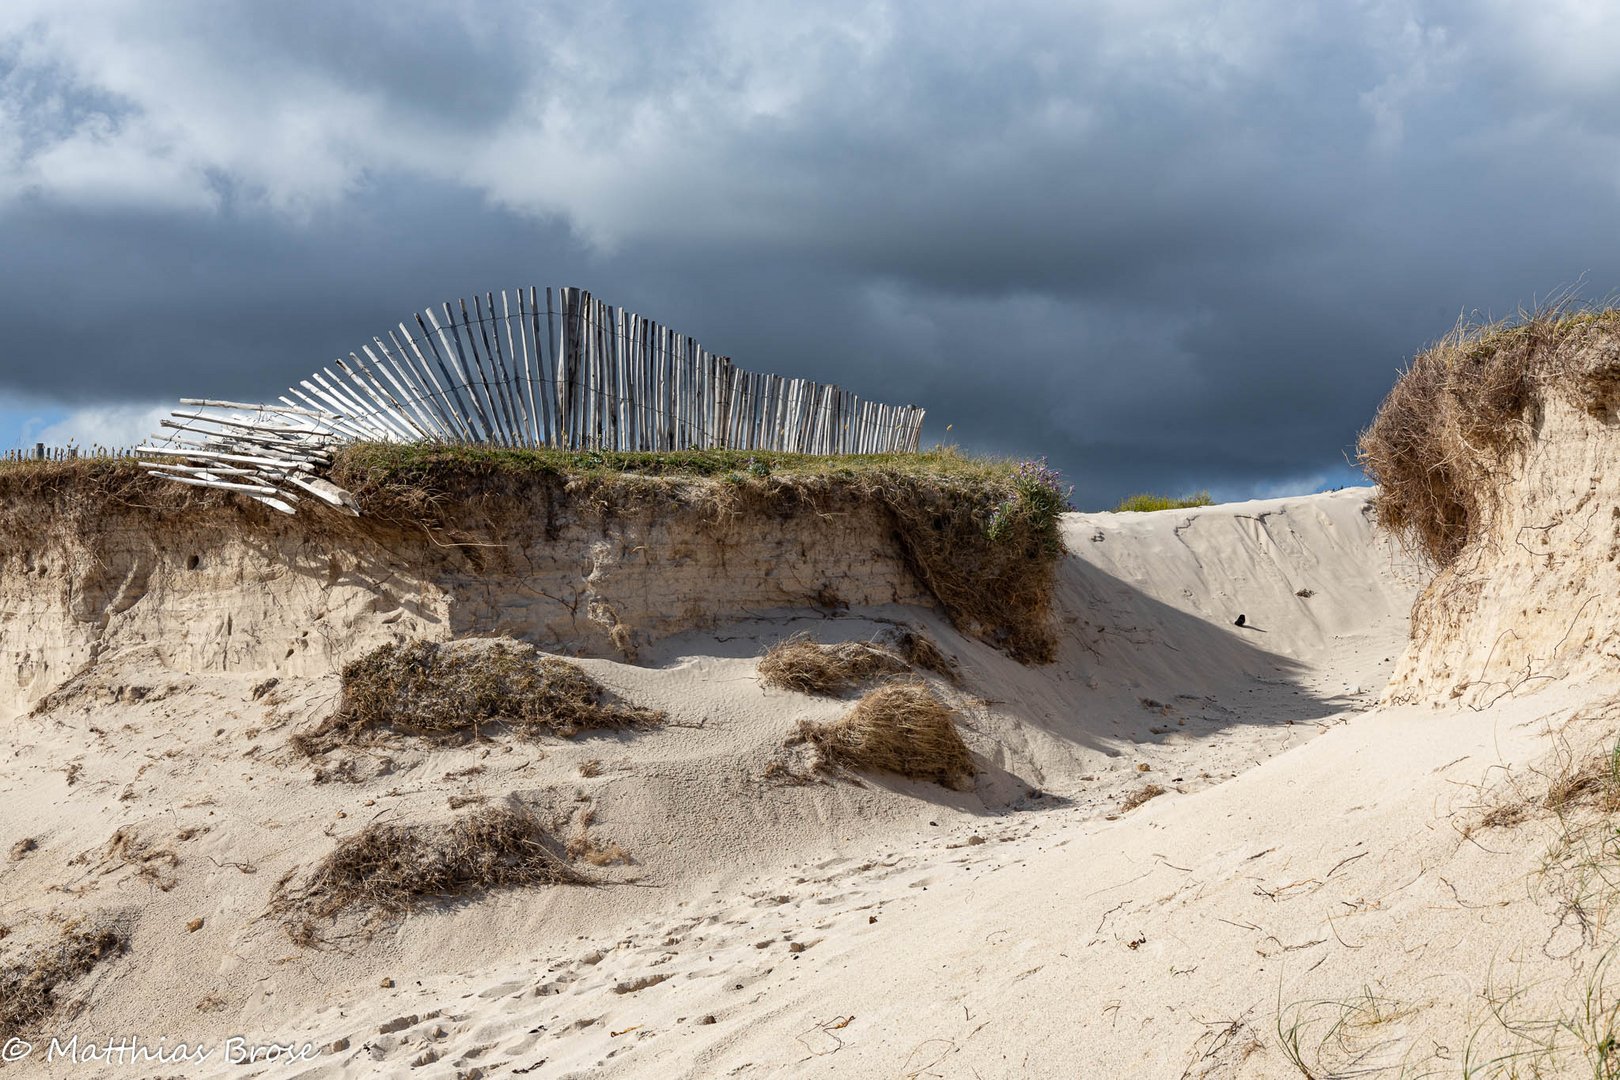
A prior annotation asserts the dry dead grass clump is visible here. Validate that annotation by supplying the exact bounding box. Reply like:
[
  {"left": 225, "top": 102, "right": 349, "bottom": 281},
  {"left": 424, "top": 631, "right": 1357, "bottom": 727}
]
[
  {"left": 1473, "top": 801, "right": 1531, "bottom": 832},
  {"left": 1121, "top": 783, "right": 1167, "bottom": 812},
  {"left": 69, "top": 826, "right": 181, "bottom": 891},
  {"left": 1542, "top": 744, "right": 1620, "bottom": 817},
  {"left": 759, "top": 633, "right": 909, "bottom": 695},
  {"left": 293, "top": 639, "right": 665, "bottom": 754},
  {"left": 0, "top": 923, "right": 126, "bottom": 1037},
  {"left": 759, "top": 627, "right": 960, "bottom": 696},
  {"left": 1471, "top": 737, "right": 1620, "bottom": 837},
  {"left": 566, "top": 805, "right": 633, "bottom": 867},
  {"left": 795, "top": 679, "right": 975, "bottom": 788},
  {"left": 278, "top": 806, "right": 580, "bottom": 940},
  {"left": 1358, "top": 306, "right": 1620, "bottom": 566}
]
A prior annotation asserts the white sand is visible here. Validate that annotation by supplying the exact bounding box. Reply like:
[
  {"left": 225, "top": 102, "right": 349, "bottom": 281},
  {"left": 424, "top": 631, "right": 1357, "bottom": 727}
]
[{"left": 5, "top": 485, "right": 1610, "bottom": 1078}]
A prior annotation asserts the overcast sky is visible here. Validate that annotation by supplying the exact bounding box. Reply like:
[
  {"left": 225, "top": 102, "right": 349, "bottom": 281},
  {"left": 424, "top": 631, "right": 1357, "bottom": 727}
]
[{"left": 2, "top": 1, "right": 1618, "bottom": 507}]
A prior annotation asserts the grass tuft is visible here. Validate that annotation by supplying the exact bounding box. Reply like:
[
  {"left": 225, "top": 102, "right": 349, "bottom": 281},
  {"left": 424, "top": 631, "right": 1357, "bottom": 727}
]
[
  {"left": 292, "top": 638, "right": 664, "bottom": 754},
  {"left": 1463, "top": 949, "right": 1620, "bottom": 1078},
  {"left": 759, "top": 633, "right": 910, "bottom": 696},
  {"left": 0, "top": 923, "right": 126, "bottom": 1038},
  {"left": 1112, "top": 491, "right": 1215, "bottom": 513},
  {"left": 1358, "top": 304, "right": 1620, "bottom": 566},
  {"left": 795, "top": 679, "right": 975, "bottom": 788},
  {"left": 277, "top": 806, "right": 581, "bottom": 941}
]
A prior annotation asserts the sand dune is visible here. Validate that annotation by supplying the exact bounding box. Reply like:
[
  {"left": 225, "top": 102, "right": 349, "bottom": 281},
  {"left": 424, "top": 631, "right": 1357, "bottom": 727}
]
[
  {"left": 16, "top": 313, "right": 1620, "bottom": 1079},
  {"left": 4, "top": 484, "right": 1505, "bottom": 1079},
  {"left": 6, "top": 468, "right": 1614, "bottom": 1078}
]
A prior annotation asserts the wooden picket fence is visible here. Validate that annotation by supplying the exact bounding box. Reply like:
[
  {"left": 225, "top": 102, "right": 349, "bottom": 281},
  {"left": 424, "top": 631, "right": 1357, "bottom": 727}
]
[
  {"left": 2, "top": 444, "right": 135, "bottom": 463},
  {"left": 137, "top": 286, "right": 927, "bottom": 515}
]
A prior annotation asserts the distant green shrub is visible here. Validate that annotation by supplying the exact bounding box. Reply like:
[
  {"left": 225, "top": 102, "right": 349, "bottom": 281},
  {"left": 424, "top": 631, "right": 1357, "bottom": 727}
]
[{"left": 1112, "top": 491, "right": 1214, "bottom": 513}]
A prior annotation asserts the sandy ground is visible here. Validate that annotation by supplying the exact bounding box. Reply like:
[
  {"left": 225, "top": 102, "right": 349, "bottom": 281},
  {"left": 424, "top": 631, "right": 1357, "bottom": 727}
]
[{"left": 9, "top": 487, "right": 1610, "bottom": 1078}]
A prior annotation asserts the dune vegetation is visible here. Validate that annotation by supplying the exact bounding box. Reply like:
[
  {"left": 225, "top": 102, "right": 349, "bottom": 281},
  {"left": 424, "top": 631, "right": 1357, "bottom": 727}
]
[
  {"left": 292, "top": 639, "right": 666, "bottom": 754},
  {"left": 1112, "top": 491, "right": 1214, "bottom": 513},
  {"left": 794, "top": 679, "right": 976, "bottom": 789},
  {"left": 1359, "top": 306, "right": 1620, "bottom": 566}
]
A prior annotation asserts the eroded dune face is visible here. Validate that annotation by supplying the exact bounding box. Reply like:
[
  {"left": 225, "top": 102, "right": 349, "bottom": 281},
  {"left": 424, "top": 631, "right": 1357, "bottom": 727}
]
[
  {"left": 0, "top": 490, "right": 928, "bottom": 722},
  {"left": 1354, "top": 313, "right": 1620, "bottom": 707},
  {"left": 1385, "top": 392, "right": 1620, "bottom": 706}
]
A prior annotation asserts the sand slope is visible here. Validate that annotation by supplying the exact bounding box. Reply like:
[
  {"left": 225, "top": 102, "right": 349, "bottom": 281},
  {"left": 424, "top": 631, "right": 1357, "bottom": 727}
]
[{"left": 11, "top": 486, "right": 1554, "bottom": 1080}]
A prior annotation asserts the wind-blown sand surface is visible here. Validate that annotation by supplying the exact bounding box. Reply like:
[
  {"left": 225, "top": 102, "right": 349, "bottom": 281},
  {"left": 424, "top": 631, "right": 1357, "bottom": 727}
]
[{"left": 7, "top": 483, "right": 1613, "bottom": 1077}]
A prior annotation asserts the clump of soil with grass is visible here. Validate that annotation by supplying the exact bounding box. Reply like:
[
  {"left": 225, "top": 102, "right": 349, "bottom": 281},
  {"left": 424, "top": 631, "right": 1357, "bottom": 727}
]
[
  {"left": 794, "top": 679, "right": 975, "bottom": 789},
  {"left": 0, "top": 922, "right": 127, "bottom": 1038},
  {"left": 293, "top": 638, "right": 665, "bottom": 754},
  {"left": 1359, "top": 306, "right": 1620, "bottom": 566},
  {"left": 277, "top": 805, "right": 581, "bottom": 942}
]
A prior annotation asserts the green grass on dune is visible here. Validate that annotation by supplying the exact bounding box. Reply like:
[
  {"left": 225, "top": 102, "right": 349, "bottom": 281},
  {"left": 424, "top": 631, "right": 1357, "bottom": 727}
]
[
  {"left": 1111, "top": 491, "right": 1214, "bottom": 513},
  {"left": 329, "top": 442, "right": 1024, "bottom": 485}
]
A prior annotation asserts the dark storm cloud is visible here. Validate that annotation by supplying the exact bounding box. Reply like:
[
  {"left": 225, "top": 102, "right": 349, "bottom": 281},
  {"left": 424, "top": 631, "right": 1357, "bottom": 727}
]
[
  {"left": 0, "top": 186, "right": 590, "bottom": 401},
  {"left": 4, "top": 1, "right": 1620, "bottom": 505}
]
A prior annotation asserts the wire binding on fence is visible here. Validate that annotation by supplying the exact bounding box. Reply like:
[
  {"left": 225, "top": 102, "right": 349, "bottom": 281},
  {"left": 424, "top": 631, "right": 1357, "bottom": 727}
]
[{"left": 135, "top": 287, "right": 927, "bottom": 515}]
